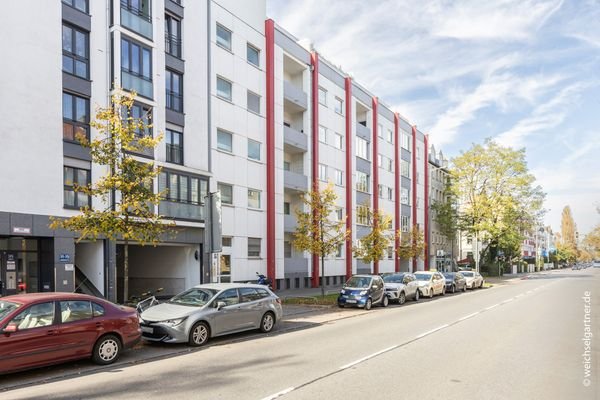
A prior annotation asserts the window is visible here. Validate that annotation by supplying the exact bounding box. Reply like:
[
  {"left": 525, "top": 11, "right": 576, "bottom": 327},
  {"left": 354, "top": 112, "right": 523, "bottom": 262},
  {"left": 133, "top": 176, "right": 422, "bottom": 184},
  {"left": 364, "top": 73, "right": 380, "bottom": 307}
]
[
  {"left": 240, "top": 287, "right": 261, "bottom": 302},
  {"left": 319, "top": 125, "right": 327, "bottom": 143},
  {"left": 401, "top": 188, "right": 410, "bottom": 205},
  {"left": 336, "top": 208, "right": 344, "bottom": 221},
  {"left": 9, "top": 302, "right": 55, "bottom": 330},
  {"left": 356, "top": 171, "right": 369, "bottom": 193},
  {"left": 217, "top": 129, "right": 233, "bottom": 152},
  {"left": 336, "top": 244, "right": 343, "bottom": 258},
  {"left": 387, "top": 246, "right": 394, "bottom": 259},
  {"left": 165, "top": 14, "right": 181, "bottom": 58},
  {"left": 332, "top": 132, "right": 343, "bottom": 150},
  {"left": 247, "top": 43, "right": 260, "bottom": 67},
  {"left": 247, "top": 91, "right": 260, "bottom": 114},
  {"left": 60, "top": 301, "right": 92, "bottom": 323},
  {"left": 333, "top": 169, "right": 343, "bottom": 186},
  {"left": 283, "top": 202, "right": 290, "bottom": 215},
  {"left": 222, "top": 237, "right": 232, "bottom": 247},
  {"left": 248, "top": 238, "right": 261, "bottom": 257},
  {"left": 64, "top": 166, "right": 90, "bottom": 209},
  {"left": 401, "top": 160, "right": 410, "bottom": 178},
  {"left": 216, "top": 76, "right": 232, "bottom": 101},
  {"left": 215, "top": 288, "right": 239, "bottom": 306},
  {"left": 379, "top": 155, "right": 392, "bottom": 172},
  {"left": 417, "top": 147, "right": 421, "bottom": 160},
  {"left": 378, "top": 184, "right": 385, "bottom": 199},
  {"left": 219, "top": 254, "right": 231, "bottom": 282},
  {"left": 166, "top": 129, "right": 183, "bottom": 164},
  {"left": 121, "top": 37, "right": 153, "bottom": 97},
  {"left": 218, "top": 183, "right": 233, "bottom": 205},
  {"left": 248, "top": 139, "right": 261, "bottom": 161},
  {"left": 129, "top": 103, "right": 152, "bottom": 138},
  {"left": 378, "top": 124, "right": 384, "bottom": 139},
  {"left": 356, "top": 137, "right": 369, "bottom": 160},
  {"left": 92, "top": 303, "right": 105, "bottom": 317},
  {"left": 319, "top": 164, "right": 327, "bottom": 181},
  {"left": 284, "top": 241, "right": 292, "bottom": 258},
  {"left": 248, "top": 189, "right": 261, "bottom": 208},
  {"left": 318, "top": 87, "right": 327, "bottom": 105},
  {"left": 62, "top": 0, "right": 88, "bottom": 13},
  {"left": 388, "top": 187, "right": 393, "bottom": 201},
  {"left": 166, "top": 69, "right": 183, "bottom": 112},
  {"left": 386, "top": 129, "right": 393, "bottom": 143},
  {"left": 216, "top": 24, "right": 232, "bottom": 50},
  {"left": 401, "top": 215, "right": 409, "bottom": 233},
  {"left": 62, "top": 24, "right": 88, "bottom": 79},
  {"left": 401, "top": 132, "right": 410, "bottom": 150},
  {"left": 334, "top": 97, "right": 343, "bottom": 114},
  {"left": 283, "top": 161, "right": 290, "bottom": 171},
  {"left": 63, "top": 92, "right": 89, "bottom": 141},
  {"left": 159, "top": 171, "right": 208, "bottom": 206},
  {"left": 357, "top": 205, "right": 370, "bottom": 225}
]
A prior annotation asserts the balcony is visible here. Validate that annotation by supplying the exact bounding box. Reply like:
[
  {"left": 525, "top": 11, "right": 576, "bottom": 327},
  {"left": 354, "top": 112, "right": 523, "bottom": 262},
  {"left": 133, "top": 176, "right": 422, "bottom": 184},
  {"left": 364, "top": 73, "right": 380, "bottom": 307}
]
[
  {"left": 166, "top": 90, "right": 183, "bottom": 113},
  {"left": 122, "top": 70, "right": 153, "bottom": 99},
  {"left": 166, "top": 143, "right": 183, "bottom": 165},
  {"left": 284, "top": 214, "right": 297, "bottom": 232},
  {"left": 159, "top": 200, "right": 204, "bottom": 221},
  {"left": 356, "top": 122, "right": 370, "bottom": 139},
  {"left": 284, "top": 257, "right": 308, "bottom": 274},
  {"left": 283, "top": 125, "right": 308, "bottom": 153},
  {"left": 283, "top": 81, "right": 307, "bottom": 111},
  {"left": 165, "top": 34, "right": 181, "bottom": 59},
  {"left": 120, "top": 1, "right": 153, "bottom": 39},
  {"left": 284, "top": 170, "right": 308, "bottom": 192}
]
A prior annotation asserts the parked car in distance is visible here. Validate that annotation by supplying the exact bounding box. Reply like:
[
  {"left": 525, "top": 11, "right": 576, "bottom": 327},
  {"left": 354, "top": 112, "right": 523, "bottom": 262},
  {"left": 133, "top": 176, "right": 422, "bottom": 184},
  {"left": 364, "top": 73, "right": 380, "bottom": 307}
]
[
  {"left": 383, "top": 273, "right": 420, "bottom": 304},
  {"left": 0, "top": 293, "right": 140, "bottom": 374},
  {"left": 338, "top": 275, "right": 388, "bottom": 310},
  {"left": 443, "top": 272, "right": 467, "bottom": 293},
  {"left": 461, "top": 271, "right": 484, "bottom": 289},
  {"left": 414, "top": 271, "right": 446, "bottom": 298},
  {"left": 139, "top": 283, "right": 283, "bottom": 347}
]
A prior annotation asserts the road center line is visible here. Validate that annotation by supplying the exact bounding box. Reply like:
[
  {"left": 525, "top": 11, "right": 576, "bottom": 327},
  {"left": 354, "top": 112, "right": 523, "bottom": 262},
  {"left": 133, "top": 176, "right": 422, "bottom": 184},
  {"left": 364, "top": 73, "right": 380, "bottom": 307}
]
[
  {"left": 500, "top": 298, "right": 514, "bottom": 304},
  {"left": 484, "top": 303, "right": 500, "bottom": 311},
  {"left": 339, "top": 345, "right": 399, "bottom": 370},
  {"left": 458, "top": 311, "right": 480, "bottom": 321},
  {"left": 414, "top": 324, "right": 450, "bottom": 339},
  {"left": 261, "top": 387, "right": 295, "bottom": 400}
]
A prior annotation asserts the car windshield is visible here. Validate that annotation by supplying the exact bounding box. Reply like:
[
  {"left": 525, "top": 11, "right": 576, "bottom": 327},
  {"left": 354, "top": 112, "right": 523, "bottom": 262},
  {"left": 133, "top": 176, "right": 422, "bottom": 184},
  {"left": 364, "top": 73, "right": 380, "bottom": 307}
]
[
  {"left": 345, "top": 277, "right": 372, "bottom": 288},
  {"left": 383, "top": 274, "right": 405, "bottom": 283},
  {"left": 169, "top": 288, "right": 218, "bottom": 307},
  {"left": 443, "top": 273, "right": 454, "bottom": 278},
  {"left": 414, "top": 273, "right": 431, "bottom": 281},
  {"left": 0, "top": 301, "right": 20, "bottom": 320},
  {"left": 461, "top": 272, "right": 474, "bottom": 277}
]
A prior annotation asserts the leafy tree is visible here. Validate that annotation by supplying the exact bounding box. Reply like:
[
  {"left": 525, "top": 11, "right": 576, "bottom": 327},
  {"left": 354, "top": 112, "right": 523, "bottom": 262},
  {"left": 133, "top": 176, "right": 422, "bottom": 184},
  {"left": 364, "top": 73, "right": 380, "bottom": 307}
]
[
  {"left": 560, "top": 206, "right": 577, "bottom": 248},
  {"left": 396, "top": 225, "right": 426, "bottom": 265},
  {"left": 293, "top": 183, "right": 349, "bottom": 297},
  {"left": 449, "top": 139, "right": 545, "bottom": 270},
  {"left": 431, "top": 180, "right": 459, "bottom": 261},
  {"left": 582, "top": 225, "right": 600, "bottom": 259},
  {"left": 353, "top": 206, "right": 393, "bottom": 272},
  {"left": 50, "top": 89, "right": 173, "bottom": 302}
]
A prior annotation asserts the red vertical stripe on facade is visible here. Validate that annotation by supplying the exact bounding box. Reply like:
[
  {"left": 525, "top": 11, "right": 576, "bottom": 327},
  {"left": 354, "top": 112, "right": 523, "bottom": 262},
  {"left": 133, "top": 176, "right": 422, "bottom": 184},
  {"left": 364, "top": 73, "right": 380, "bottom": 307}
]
[
  {"left": 394, "top": 113, "right": 400, "bottom": 272},
  {"left": 411, "top": 125, "right": 417, "bottom": 272},
  {"left": 424, "top": 134, "right": 429, "bottom": 271},
  {"left": 372, "top": 97, "right": 379, "bottom": 275},
  {"left": 311, "top": 52, "right": 320, "bottom": 288},
  {"left": 265, "top": 19, "right": 276, "bottom": 285},
  {"left": 345, "top": 78, "right": 353, "bottom": 280}
]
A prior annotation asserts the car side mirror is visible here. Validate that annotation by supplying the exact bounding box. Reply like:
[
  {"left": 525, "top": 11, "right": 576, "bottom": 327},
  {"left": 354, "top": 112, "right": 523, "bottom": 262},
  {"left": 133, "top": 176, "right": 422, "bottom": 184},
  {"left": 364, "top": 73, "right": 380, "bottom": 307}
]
[
  {"left": 216, "top": 301, "right": 227, "bottom": 310},
  {"left": 2, "top": 323, "right": 18, "bottom": 334}
]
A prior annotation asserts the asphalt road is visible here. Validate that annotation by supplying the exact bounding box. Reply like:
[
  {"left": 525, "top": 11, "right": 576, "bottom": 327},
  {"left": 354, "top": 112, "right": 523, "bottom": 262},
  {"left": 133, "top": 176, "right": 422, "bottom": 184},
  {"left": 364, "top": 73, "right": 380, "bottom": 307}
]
[{"left": 1, "top": 269, "right": 598, "bottom": 400}]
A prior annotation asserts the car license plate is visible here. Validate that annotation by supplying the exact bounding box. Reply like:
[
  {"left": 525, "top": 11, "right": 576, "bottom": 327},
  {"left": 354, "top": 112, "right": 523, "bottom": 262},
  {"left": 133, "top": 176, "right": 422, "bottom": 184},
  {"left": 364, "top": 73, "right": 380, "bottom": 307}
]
[
  {"left": 141, "top": 326, "right": 153, "bottom": 334},
  {"left": 346, "top": 299, "right": 357, "bottom": 303}
]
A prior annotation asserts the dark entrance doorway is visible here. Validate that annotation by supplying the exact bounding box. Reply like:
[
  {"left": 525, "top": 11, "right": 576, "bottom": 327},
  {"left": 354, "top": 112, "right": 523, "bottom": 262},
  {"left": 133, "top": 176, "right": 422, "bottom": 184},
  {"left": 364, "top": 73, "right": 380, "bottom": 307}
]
[{"left": 0, "top": 238, "right": 44, "bottom": 297}]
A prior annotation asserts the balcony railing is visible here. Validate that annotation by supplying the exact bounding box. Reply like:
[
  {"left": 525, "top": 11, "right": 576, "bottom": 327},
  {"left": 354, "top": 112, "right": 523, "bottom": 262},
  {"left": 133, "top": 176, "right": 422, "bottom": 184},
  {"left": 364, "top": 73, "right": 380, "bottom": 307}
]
[
  {"left": 165, "top": 34, "right": 182, "bottom": 58},
  {"left": 120, "top": 0, "right": 153, "bottom": 39},
  {"left": 284, "top": 214, "right": 297, "bottom": 232},
  {"left": 166, "top": 90, "right": 183, "bottom": 112},
  {"left": 122, "top": 70, "right": 153, "bottom": 99},
  {"left": 283, "top": 125, "right": 308, "bottom": 153},
  {"left": 356, "top": 122, "right": 370, "bottom": 139},
  {"left": 283, "top": 80, "right": 307, "bottom": 110},
  {"left": 284, "top": 170, "right": 308, "bottom": 192},
  {"left": 159, "top": 199, "right": 203, "bottom": 221},
  {"left": 166, "top": 143, "right": 183, "bottom": 164}
]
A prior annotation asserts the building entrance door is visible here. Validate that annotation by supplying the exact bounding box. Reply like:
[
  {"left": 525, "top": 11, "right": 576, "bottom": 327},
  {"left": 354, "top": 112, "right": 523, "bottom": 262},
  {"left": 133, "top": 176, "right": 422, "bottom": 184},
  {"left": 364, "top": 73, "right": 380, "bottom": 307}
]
[{"left": 1, "top": 251, "right": 19, "bottom": 296}]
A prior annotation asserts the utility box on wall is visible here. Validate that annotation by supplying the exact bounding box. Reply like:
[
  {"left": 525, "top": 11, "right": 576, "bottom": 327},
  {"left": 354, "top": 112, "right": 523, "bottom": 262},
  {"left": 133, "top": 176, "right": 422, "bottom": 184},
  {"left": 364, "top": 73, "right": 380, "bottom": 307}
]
[{"left": 55, "top": 263, "right": 75, "bottom": 292}]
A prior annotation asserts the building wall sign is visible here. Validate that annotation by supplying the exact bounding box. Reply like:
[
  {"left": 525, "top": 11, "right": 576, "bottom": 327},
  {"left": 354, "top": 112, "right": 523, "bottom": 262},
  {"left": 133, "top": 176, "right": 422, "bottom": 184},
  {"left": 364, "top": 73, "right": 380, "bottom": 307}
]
[
  {"left": 59, "top": 254, "right": 71, "bottom": 263},
  {"left": 12, "top": 227, "right": 31, "bottom": 234}
]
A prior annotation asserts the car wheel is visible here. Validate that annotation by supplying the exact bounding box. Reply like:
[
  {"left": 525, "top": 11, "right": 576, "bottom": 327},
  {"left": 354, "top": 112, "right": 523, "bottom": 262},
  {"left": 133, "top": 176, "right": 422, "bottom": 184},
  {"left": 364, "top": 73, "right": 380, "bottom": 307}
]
[
  {"left": 189, "top": 321, "right": 210, "bottom": 347},
  {"left": 429, "top": 288, "right": 434, "bottom": 299},
  {"left": 480, "top": 281, "right": 484, "bottom": 288},
  {"left": 338, "top": 304, "right": 344, "bottom": 308},
  {"left": 399, "top": 292, "right": 406, "bottom": 305},
  {"left": 463, "top": 284, "right": 467, "bottom": 292},
  {"left": 381, "top": 295, "right": 389, "bottom": 307},
  {"left": 414, "top": 290, "right": 420, "bottom": 301},
  {"left": 365, "top": 298, "right": 372, "bottom": 310},
  {"left": 260, "top": 312, "right": 276, "bottom": 333},
  {"left": 442, "top": 286, "right": 446, "bottom": 296},
  {"left": 451, "top": 284, "right": 456, "bottom": 294},
  {"left": 92, "top": 334, "right": 121, "bottom": 365}
]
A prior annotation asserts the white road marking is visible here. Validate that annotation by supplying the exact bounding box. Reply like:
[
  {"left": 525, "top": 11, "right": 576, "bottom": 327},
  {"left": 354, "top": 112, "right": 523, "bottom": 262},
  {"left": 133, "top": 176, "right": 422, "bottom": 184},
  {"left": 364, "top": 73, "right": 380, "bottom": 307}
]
[
  {"left": 458, "top": 312, "right": 480, "bottom": 321},
  {"left": 515, "top": 293, "right": 524, "bottom": 298},
  {"left": 484, "top": 303, "right": 500, "bottom": 311},
  {"left": 261, "top": 387, "right": 295, "bottom": 400},
  {"left": 526, "top": 290, "right": 533, "bottom": 294},
  {"left": 414, "top": 324, "right": 450, "bottom": 339},
  {"left": 339, "top": 345, "right": 399, "bottom": 370},
  {"left": 501, "top": 298, "right": 514, "bottom": 304}
]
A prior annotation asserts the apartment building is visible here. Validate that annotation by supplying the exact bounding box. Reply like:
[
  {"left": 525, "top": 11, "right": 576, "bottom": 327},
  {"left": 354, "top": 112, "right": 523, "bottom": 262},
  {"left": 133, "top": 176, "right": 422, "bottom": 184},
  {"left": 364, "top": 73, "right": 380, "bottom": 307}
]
[
  {"left": 0, "top": 0, "right": 437, "bottom": 301},
  {"left": 427, "top": 146, "right": 453, "bottom": 271}
]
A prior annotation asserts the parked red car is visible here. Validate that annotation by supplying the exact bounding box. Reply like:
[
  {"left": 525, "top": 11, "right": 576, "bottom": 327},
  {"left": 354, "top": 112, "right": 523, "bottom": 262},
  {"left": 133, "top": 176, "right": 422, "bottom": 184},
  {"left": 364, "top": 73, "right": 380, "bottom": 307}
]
[{"left": 0, "top": 293, "right": 141, "bottom": 374}]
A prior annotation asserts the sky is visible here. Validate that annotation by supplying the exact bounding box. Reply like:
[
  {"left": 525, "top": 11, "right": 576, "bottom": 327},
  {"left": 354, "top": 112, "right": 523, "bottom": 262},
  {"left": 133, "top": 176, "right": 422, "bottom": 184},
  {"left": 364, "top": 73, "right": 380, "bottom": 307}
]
[{"left": 267, "top": 0, "right": 600, "bottom": 236}]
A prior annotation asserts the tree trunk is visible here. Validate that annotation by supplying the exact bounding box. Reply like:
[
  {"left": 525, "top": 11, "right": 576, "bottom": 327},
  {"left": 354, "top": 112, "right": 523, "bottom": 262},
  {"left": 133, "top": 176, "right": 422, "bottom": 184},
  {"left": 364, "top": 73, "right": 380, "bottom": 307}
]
[
  {"left": 320, "top": 254, "right": 325, "bottom": 298},
  {"left": 124, "top": 239, "right": 129, "bottom": 302}
]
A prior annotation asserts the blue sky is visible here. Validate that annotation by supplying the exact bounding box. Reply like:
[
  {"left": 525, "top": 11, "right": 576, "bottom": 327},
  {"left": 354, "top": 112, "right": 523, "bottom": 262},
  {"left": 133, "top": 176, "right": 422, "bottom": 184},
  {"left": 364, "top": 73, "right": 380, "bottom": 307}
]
[{"left": 268, "top": 0, "right": 600, "bottom": 236}]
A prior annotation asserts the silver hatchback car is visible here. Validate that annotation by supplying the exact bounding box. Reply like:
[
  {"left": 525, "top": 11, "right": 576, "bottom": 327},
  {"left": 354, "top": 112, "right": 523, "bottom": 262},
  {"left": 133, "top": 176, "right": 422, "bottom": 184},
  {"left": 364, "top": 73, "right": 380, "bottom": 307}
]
[{"left": 139, "top": 283, "right": 283, "bottom": 346}]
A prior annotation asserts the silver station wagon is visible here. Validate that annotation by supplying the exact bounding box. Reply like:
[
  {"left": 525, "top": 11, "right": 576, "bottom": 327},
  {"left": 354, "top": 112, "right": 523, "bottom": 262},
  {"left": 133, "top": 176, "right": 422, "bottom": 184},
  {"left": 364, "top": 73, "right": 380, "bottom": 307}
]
[{"left": 139, "top": 283, "right": 283, "bottom": 346}]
